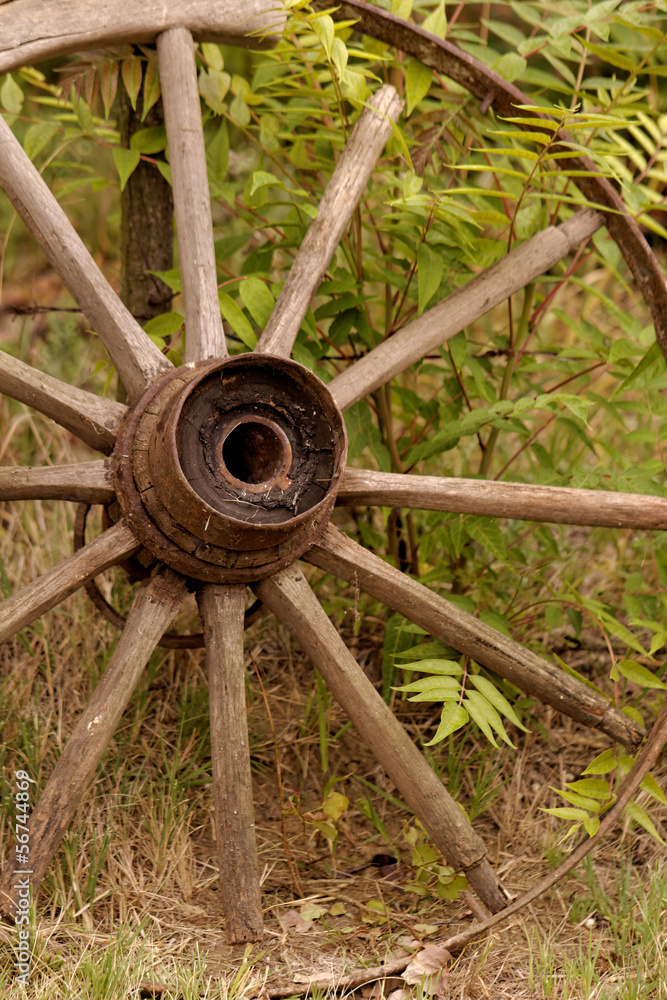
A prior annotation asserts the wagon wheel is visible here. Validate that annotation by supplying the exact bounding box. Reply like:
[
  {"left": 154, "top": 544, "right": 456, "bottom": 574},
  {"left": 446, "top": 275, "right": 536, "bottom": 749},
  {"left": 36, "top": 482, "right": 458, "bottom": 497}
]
[{"left": 1, "top": 0, "right": 667, "bottom": 946}]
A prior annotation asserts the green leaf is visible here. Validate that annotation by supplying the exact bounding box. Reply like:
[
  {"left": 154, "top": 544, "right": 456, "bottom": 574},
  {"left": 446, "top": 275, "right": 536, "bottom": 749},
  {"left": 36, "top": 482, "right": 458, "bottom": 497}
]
[
  {"left": 639, "top": 772, "right": 667, "bottom": 806},
  {"left": 551, "top": 393, "right": 590, "bottom": 424},
  {"left": 112, "top": 147, "right": 141, "bottom": 191},
  {"left": 229, "top": 90, "right": 251, "bottom": 127},
  {"left": 130, "top": 127, "right": 167, "bottom": 154},
  {"left": 417, "top": 243, "right": 443, "bottom": 314},
  {"left": 579, "top": 38, "right": 637, "bottom": 71},
  {"left": 151, "top": 269, "right": 182, "bottom": 292},
  {"left": 249, "top": 170, "right": 283, "bottom": 198},
  {"left": 240, "top": 277, "right": 275, "bottom": 328},
  {"left": 446, "top": 331, "right": 467, "bottom": 372},
  {"left": 597, "top": 613, "right": 647, "bottom": 656},
  {"left": 122, "top": 57, "right": 144, "bottom": 111},
  {"left": 462, "top": 694, "right": 498, "bottom": 747},
  {"left": 583, "top": 749, "right": 618, "bottom": 775},
  {"left": 24, "top": 122, "right": 58, "bottom": 161},
  {"left": 617, "top": 659, "right": 667, "bottom": 690},
  {"left": 218, "top": 292, "right": 256, "bottom": 349},
  {"left": 436, "top": 873, "right": 468, "bottom": 898},
  {"left": 407, "top": 689, "right": 461, "bottom": 702},
  {"left": 566, "top": 778, "right": 613, "bottom": 800},
  {"left": 622, "top": 706, "right": 645, "bottom": 727},
  {"left": 207, "top": 120, "right": 229, "bottom": 186},
  {"left": 201, "top": 42, "right": 224, "bottom": 71},
  {"left": 493, "top": 53, "right": 527, "bottom": 82},
  {"left": 542, "top": 807, "right": 591, "bottom": 821},
  {"left": 395, "top": 674, "right": 460, "bottom": 694},
  {"left": 143, "top": 312, "right": 184, "bottom": 340},
  {"left": 478, "top": 610, "right": 512, "bottom": 638},
  {"left": 424, "top": 703, "right": 469, "bottom": 745},
  {"left": 422, "top": 0, "right": 447, "bottom": 38},
  {"left": 466, "top": 517, "right": 507, "bottom": 562},
  {"left": 552, "top": 787, "right": 602, "bottom": 812},
  {"left": 341, "top": 68, "right": 368, "bottom": 108},
  {"left": 464, "top": 690, "right": 516, "bottom": 747},
  {"left": 583, "top": 815, "right": 600, "bottom": 837},
  {"left": 142, "top": 60, "right": 161, "bottom": 120},
  {"left": 156, "top": 161, "right": 171, "bottom": 186},
  {"left": 398, "top": 658, "right": 462, "bottom": 675},
  {"left": 623, "top": 800, "right": 666, "bottom": 844},
  {"left": 199, "top": 68, "right": 231, "bottom": 114},
  {"left": 1, "top": 75, "right": 24, "bottom": 114},
  {"left": 331, "top": 37, "right": 349, "bottom": 81},
  {"left": 391, "top": 0, "right": 412, "bottom": 18},
  {"left": 469, "top": 675, "right": 530, "bottom": 732},
  {"left": 310, "top": 13, "right": 335, "bottom": 57},
  {"left": 322, "top": 791, "right": 349, "bottom": 822},
  {"left": 612, "top": 340, "right": 666, "bottom": 396},
  {"left": 405, "top": 59, "right": 433, "bottom": 116},
  {"left": 100, "top": 61, "right": 119, "bottom": 119}
]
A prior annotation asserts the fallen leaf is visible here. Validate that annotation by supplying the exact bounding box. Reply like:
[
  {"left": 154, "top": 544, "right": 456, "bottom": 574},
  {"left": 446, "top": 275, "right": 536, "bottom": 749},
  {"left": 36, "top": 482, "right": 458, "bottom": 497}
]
[
  {"left": 402, "top": 945, "right": 452, "bottom": 996},
  {"left": 414, "top": 923, "right": 440, "bottom": 937},
  {"left": 300, "top": 902, "right": 327, "bottom": 922},
  {"left": 279, "top": 909, "right": 311, "bottom": 934},
  {"left": 366, "top": 976, "right": 406, "bottom": 997}
]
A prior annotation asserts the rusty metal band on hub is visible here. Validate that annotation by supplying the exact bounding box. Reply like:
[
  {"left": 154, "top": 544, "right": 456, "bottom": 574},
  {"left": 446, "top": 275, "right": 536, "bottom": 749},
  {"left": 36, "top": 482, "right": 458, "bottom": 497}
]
[{"left": 112, "top": 354, "right": 347, "bottom": 584}]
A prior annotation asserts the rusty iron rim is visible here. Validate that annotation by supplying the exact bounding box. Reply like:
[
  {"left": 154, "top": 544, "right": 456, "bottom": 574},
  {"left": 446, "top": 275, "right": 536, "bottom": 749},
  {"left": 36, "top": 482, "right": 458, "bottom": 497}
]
[{"left": 73, "top": 504, "right": 266, "bottom": 647}]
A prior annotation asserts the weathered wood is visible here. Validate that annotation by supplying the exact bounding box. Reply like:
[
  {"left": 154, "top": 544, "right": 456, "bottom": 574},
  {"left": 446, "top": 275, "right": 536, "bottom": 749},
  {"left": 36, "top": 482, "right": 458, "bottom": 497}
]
[
  {"left": 197, "top": 583, "right": 263, "bottom": 943},
  {"left": 305, "top": 526, "right": 644, "bottom": 749},
  {"left": 338, "top": 469, "right": 667, "bottom": 530},
  {"left": 0, "top": 351, "right": 126, "bottom": 454},
  {"left": 0, "top": 0, "right": 286, "bottom": 74},
  {"left": 254, "top": 564, "right": 508, "bottom": 914},
  {"left": 0, "top": 459, "right": 114, "bottom": 503},
  {"left": 157, "top": 28, "right": 227, "bottom": 363},
  {"left": 0, "top": 569, "right": 186, "bottom": 920},
  {"left": 257, "top": 85, "right": 403, "bottom": 358},
  {"left": 0, "top": 520, "right": 139, "bottom": 644},
  {"left": 329, "top": 208, "right": 604, "bottom": 411},
  {"left": 0, "top": 116, "right": 172, "bottom": 402}
]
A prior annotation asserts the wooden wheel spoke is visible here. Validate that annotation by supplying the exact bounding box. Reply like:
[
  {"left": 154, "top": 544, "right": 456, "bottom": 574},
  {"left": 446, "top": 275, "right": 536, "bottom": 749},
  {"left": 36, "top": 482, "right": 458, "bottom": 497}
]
[
  {"left": 0, "top": 351, "right": 126, "bottom": 454},
  {"left": 256, "top": 85, "right": 403, "bottom": 359},
  {"left": 0, "top": 117, "right": 172, "bottom": 402},
  {"left": 0, "top": 520, "right": 140, "bottom": 645},
  {"left": 197, "top": 583, "right": 263, "bottom": 943},
  {"left": 157, "top": 28, "right": 227, "bottom": 362},
  {"left": 0, "top": 459, "right": 113, "bottom": 504},
  {"left": 0, "top": 568, "right": 187, "bottom": 917},
  {"left": 254, "top": 563, "right": 507, "bottom": 915},
  {"left": 305, "top": 525, "right": 643, "bottom": 749},
  {"left": 329, "top": 208, "right": 603, "bottom": 411},
  {"left": 338, "top": 469, "right": 667, "bottom": 530}
]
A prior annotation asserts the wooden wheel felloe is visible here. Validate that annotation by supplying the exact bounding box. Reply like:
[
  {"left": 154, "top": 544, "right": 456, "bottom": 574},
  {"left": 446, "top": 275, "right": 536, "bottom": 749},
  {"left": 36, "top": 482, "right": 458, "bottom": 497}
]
[{"left": 1, "top": 0, "right": 666, "bottom": 946}]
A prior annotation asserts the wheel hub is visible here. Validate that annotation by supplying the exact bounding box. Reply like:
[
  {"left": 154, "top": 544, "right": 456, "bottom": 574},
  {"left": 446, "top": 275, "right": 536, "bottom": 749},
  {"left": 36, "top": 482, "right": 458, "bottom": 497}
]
[{"left": 112, "top": 354, "right": 347, "bottom": 582}]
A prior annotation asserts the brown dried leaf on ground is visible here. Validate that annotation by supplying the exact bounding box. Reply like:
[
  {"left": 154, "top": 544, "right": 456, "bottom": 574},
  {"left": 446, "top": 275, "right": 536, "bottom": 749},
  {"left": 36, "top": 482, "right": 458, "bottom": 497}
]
[
  {"left": 402, "top": 944, "right": 452, "bottom": 996},
  {"left": 279, "top": 908, "right": 311, "bottom": 934}
]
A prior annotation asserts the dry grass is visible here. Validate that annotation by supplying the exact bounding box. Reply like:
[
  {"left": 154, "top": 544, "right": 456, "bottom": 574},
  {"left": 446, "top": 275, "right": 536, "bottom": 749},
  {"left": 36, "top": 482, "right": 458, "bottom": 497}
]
[{"left": 0, "top": 491, "right": 666, "bottom": 998}]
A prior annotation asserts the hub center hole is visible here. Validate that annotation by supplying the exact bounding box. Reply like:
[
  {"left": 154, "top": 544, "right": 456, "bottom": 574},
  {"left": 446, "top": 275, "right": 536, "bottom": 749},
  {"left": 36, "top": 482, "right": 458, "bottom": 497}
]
[{"left": 220, "top": 418, "right": 291, "bottom": 487}]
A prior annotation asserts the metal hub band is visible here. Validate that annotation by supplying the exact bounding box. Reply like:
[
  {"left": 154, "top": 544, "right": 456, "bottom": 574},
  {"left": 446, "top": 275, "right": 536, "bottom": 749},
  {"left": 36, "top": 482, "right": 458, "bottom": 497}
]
[{"left": 112, "top": 354, "right": 347, "bottom": 583}]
